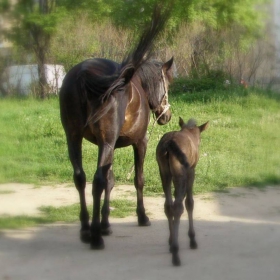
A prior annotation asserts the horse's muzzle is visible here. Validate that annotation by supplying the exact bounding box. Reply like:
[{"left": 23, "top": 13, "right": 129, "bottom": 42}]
[{"left": 156, "top": 111, "right": 172, "bottom": 125}]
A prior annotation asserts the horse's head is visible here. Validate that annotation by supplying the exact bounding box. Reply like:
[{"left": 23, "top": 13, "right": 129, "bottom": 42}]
[
  {"left": 153, "top": 57, "right": 173, "bottom": 125},
  {"left": 138, "top": 57, "right": 174, "bottom": 125}
]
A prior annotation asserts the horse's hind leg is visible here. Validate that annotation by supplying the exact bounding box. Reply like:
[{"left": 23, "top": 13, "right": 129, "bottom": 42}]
[
  {"left": 67, "top": 135, "right": 90, "bottom": 243},
  {"left": 101, "top": 167, "right": 114, "bottom": 235},
  {"left": 185, "top": 169, "right": 197, "bottom": 249},
  {"left": 133, "top": 139, "right": 150, "bottom": 226},
  {"left": 91, "top": 143, "right": 114, "bottom": 249}
]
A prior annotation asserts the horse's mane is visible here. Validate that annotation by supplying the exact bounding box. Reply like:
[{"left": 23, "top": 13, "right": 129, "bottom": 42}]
[
  {"left": 137, "top": 60, "right": 164, "bottom": 109},
  {"left": 78, "top": 4, "right": 171, "bottom": 106}
]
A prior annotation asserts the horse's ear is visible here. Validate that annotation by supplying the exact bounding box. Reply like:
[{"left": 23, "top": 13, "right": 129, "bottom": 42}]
[
  {"left": 179, "top": 117, "right": 185, "bottom": 128},
  {"left": 199, "top": 121, "right": 209, "bottom": 132},
  {"left": 120, "top": 65, "right": 135, "bottom": 85},
  {"left": 163, "top": 57, "right": 173, "bottom": 72}
]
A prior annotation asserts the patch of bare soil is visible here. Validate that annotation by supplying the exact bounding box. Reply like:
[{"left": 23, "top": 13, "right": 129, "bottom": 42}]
[{"left": 0, "top": 183, "right": 279, "bottom": 225}]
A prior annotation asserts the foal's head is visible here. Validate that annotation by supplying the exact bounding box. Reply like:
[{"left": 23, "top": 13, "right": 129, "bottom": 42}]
[{"left": 179, "top": 117, "right": 209, "bottom": 142}]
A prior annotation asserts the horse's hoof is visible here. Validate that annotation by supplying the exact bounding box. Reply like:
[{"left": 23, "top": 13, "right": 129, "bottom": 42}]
[
  {"left": 172, "top": 255, "right": 181, "bottom": 266},
  {"left": 190, "top": 240, "right": 198, "bottom": 249},
  {"left": 138, "top": 216, "right": 151, "bottom": 227},
  {"left": 90, "top": 237, "right": 105, "bottom": 250},
  {"left": 101, "top": 226, "right": 113, "bottom": 236},
  {"left": 80, "top": 230, "right": 91, "bottom": 244}
]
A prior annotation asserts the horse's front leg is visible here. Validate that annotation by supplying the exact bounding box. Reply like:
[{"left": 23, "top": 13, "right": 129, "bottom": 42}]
[
  {"left": 91, "top": 144, "right": 114, "bottom": 249},
  {"left": 133, "top": 138, "right": 150, "bottom": 226}
]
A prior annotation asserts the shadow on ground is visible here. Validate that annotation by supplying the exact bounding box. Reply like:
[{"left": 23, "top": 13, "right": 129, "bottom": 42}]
[{"left": 0, "top": 218, "right": 280, "bottom": 280}]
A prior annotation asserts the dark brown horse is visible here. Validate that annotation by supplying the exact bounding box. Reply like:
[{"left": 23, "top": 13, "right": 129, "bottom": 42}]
[
  {"left": 156, "top": 117, "right": 209, "bottom": 266},
  {"left": 59, "top": 7, "right": 173, "bottom": 249}
]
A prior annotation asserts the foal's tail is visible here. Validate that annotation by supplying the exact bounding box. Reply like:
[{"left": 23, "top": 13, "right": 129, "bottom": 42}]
[{"left": 167, "top": 140, "right": 189, "bottom": 169}]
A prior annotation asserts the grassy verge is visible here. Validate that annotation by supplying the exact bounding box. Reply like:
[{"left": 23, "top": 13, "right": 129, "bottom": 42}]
[
  {"left": 0, "top": 89, "right": 279, "bottom": 194},
  {"left": 0, "top": 199, "right": 136, "bottom": 229}
]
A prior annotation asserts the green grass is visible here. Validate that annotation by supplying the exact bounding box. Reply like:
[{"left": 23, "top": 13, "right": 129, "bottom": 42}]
[
  {"left": 0, "top": 89, "right": 280, "bottom": 195},
  {"left": 0, "top": 199, "right": 136, "bottom": 229}
]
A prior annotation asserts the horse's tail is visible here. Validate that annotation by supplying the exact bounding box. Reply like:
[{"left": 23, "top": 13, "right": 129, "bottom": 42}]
[
  {"left": 122, "top": 3, "right": 172, "bottom": 71},
  {"left": 102, "top": 3, "right": 172, "bottom": 99},
  {"left": 167, "top": 140, "right": 190, "bottom": 169},
  {"left": 79, "top": 3, "right": 172, "bottom": 124}
]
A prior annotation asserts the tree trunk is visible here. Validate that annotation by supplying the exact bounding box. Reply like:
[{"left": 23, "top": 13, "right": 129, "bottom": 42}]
[{"left": 37, "top": 48, "right": 48, "bottom": 99}]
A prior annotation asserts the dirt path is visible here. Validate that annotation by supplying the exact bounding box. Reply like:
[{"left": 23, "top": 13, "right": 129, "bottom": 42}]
[{"left": 0, "top": 183, "right": 280, "bottom": 280}]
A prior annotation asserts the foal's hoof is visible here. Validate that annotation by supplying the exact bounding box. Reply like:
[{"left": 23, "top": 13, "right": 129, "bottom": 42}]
[
  {"left": 80, "top": 230, "right": 91, "bottom": 244},
  {"left": 190, "top": 240, "right": 198, "bottom": 249},
  {"left": 138, "top": 216, "right": 151, "bottom": 227},
  {"left": 172, "top": 254, "right": 181, "bottom": 266},
  {"left": 90, "top": 237, "right": 105, "bottom": 250}
]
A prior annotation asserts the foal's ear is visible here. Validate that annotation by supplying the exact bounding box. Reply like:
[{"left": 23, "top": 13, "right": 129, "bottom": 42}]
[
  {"left": 162, "top": 57, "right": 174, "bottom": 72},
  {"left": 179, "top": 116, "right": 185, "bottom": 128},
  {"left": 199, "top": 121, "right": 209, "bottom": 132}
]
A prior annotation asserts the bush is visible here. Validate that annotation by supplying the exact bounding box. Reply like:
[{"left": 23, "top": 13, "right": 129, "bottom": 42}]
[{"left": 170, "top": 71, "right": 228, "bottom": 93}]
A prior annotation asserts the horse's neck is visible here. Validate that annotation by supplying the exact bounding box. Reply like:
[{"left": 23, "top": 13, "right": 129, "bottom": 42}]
[{"left": 131, "top": 75, "right": 147, "bottom": 99}]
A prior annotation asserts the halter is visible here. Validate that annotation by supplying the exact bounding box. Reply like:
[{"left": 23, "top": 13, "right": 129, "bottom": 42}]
[{"left": 151, "top": 69, "right": 171, "bottom": 123}]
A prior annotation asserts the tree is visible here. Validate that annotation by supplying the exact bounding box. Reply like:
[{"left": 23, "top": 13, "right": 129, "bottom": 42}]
[
  {"left": 109, "top": 0, "right": 269, "bottom": 37},
  {"left": 1, "top": 0, "right": 271, "bottom": 96},
  {"left": 1, "top": 0, "right": 65, "bottom": 98}
]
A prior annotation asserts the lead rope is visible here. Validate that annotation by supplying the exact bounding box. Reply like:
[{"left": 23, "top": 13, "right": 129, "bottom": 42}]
[{"left": 127, "top": 70, "right": 170, "bottom": 179}]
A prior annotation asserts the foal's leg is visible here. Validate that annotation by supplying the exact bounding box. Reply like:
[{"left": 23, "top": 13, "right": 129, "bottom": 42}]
[
  {"left": 159, "top": 168, "right": 173, "bottom": 250},
  {"left": 171, "top": 177, "right": 185, "bottom": 266},
  {"left": 133, "top": 139, "right": 150, "bottom": 226},
  {"left": 185, "top": 169, "right": 198, "bottom": 249},
  {"left": 91, "top": 143, "right": 114, "bottom": 249},
  {"left": 67, "top": 135, "right": 90, "bottom": 243}
]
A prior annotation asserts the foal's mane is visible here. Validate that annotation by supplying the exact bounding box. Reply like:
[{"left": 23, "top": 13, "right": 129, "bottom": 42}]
[{"left": 183, "top": 119, "right": 197, "bottom": 129}]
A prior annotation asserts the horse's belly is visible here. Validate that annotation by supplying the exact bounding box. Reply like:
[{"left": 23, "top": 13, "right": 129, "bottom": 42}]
[{"left": 115, "top": 136, "right": 135, "bottom": 148}]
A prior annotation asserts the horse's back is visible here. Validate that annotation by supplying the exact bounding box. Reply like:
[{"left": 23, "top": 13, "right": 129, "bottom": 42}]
[
  {"left": 60, "top": 58, "right": 120, "bottom": 93},
  {"left": 59, "top": 58, "right": 121, "bottom": 131}
]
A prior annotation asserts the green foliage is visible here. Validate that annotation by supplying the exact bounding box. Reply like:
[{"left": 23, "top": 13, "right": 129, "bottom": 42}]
[
  {"left": 170, "top": 71, "right": 228, "bottom": 93},
  {"left": 3, "top": 0, "right": 65, "bottom": 46},
  {"left": 106, "top": 0, "right": 269, "bottom": 38},
  {"left": 0, "top": 0, "right": 9, "bottom": 11},
  {"left": 170, "top": 78, "right": 222, "bottom": 93},
  {"left": 1, "top": 0, "right": 271, "bottom": 94}
]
